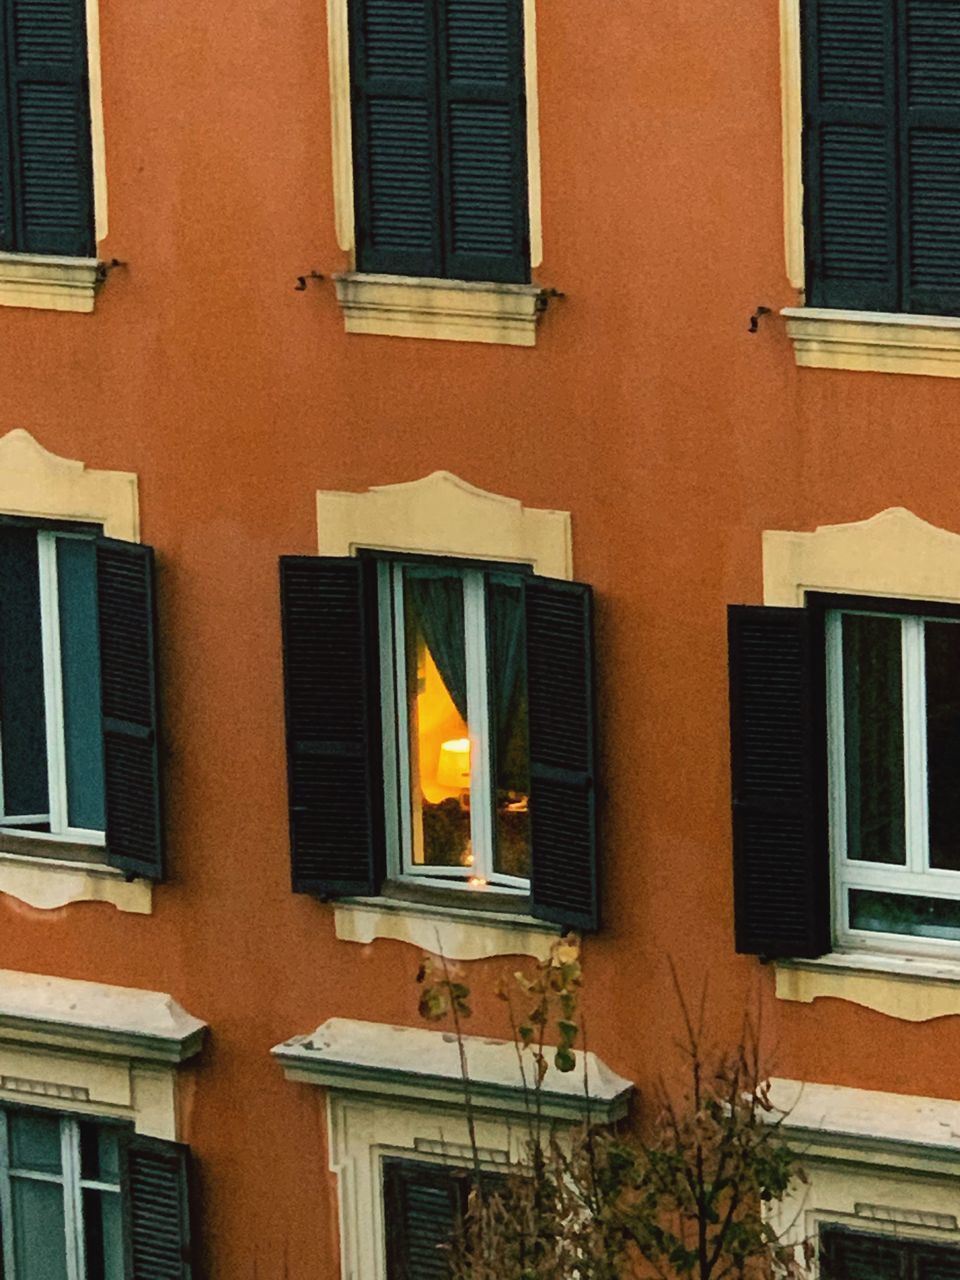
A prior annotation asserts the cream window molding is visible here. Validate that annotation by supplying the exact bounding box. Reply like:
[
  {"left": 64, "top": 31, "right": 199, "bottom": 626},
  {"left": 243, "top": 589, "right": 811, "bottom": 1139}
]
[
  {"left": 0, "top": 970, "right": 206, "bottom": 1141},
  {"left": 767, "top": 1078, "right": 960, "bottom": 1273},
  {"left": 764, "top": 506, "right": 960, "bottom": 1018},
  {"left": 782, "top": 307, "right": 960, "bottom": 380},
  {"left": 334, "top": 896, "right": 560, "bottom": 961},
  {"left": 276, "top": 1020, "right": 632, "bottom": 1280},
  {"left": 333, "top": 273, "right": 547, "bottom": 347},
  {"left": 316, "top": 470, "right": 572, "bottom": 579},
  {"left": 0, "top": 428, "right": 146, "bottom": 914},
  {"left": 0, "top": 0, "right": 109, "bottom": 315},
  {"left": 273, "top": 1017, "right": 633, "bottom": 1123}
]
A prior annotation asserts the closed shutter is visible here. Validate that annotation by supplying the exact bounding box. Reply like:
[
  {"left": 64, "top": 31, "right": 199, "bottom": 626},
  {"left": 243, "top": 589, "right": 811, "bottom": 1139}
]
[
  {"left": 526, "top": 578, "right": 599, "bottom": 932},
  {"left": 727, "top": 605, "right": 829, "bottom": 958},
  {"left": 901, "top": 0, "right": 960, "bottom": 315},
  {"left": 349, "top": 0, "right": 444, "bottom": 277},
  {"left": 279, "top": 556, "right": 385, "bottom": 897},
  {"left": 802, "top": 0, "right": 899, "bottom": 310},
  {"left": 1, "top": 0, "right": 95, "bottom": 257},
  {"left": 383, "top": 1159, "right": 469, "bottom": 1280},
  {"left": 916, "top": 1243, "right": 960, "bottom": 1280},
  {"left": 98, "top": 539, "right": 165, "bottom": 882},
  {"left": 438, "top": 0, "right": 529, "bottom": 283},
  {"left": 122, "top": 1135, "right": 194, "bottom": 1280}
]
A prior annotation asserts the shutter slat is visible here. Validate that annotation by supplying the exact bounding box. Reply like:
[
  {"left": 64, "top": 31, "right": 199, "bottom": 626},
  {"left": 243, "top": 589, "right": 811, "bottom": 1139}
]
[
  {"left": 98, "top": 540, "right": 165, "bottom": 882},
  {"left": 802, "top": 0, "right": 899, "bottom": 309},
  {"left": 279, "top": 556, "right": 384, "bottom": 897},
  {"left": 526, "top": 578, "right": 599, "bottom": 932},
  {"left": 122, "top": 1136, "right": 194, "bottom": 1280},
  {"left": 383, "top": 1160, "right": 469, "bottom": 1280},
  {"left": 902, "top": 0, "right": 960, "bottom": 313},
  {"left": 440, "top": 0, "right": 529, "bottom": 282},
  {"left": 727, "top": 605, "right": 829, "bottom": 959},
  {"left": 4, "top": 0, "right": 94, "bottom": 256}
]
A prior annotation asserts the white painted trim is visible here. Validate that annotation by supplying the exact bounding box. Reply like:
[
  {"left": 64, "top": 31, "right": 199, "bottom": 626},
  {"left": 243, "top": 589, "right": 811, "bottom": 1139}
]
[
  {"left": 0, "top": 851, "right": 150, "bottom": 914},
  {"left": 0, "top": 254, "right": 100, "bottom": 314},
  {"left": 326, "top": 0, "right": 543, "bottom": 270},
  {"left": 783, "top": 307, "right": 960, "bottom": 378},
  {"left": 775, "top": 951, "right": 960, "bottom": 1021},
  {"left": 333, "top": 273, "right": 546, "bottom": 347},
  {"left": 779, "top": 0, "right": 804, "bottom": 290},
  {"left": 38, "top": 532, "right": 69, "bottom": 836},
  {"left": 86, "top": 0, "right": 108, "bottom": 245},
  {"left": 316, "top": 471, "right": 572, "bottom": 581},
  {"left": 334, "top": 895, "right": 558, "bottom": 960}
]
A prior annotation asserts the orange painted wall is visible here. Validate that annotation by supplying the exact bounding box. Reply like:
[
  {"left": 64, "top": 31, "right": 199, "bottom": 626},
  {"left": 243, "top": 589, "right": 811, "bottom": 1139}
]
[{"left": 3, "top": 0, "right": 960, "bottom": 1275}]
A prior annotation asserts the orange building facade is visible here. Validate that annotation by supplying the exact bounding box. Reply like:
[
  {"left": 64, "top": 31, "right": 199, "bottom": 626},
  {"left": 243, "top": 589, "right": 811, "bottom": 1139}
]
[{"left": 3, "top": 0, "right": 960, "bottom": 1275}]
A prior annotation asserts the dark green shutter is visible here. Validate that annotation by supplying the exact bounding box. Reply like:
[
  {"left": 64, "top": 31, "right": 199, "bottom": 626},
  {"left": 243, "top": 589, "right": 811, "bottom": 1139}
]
[
  {"left": 122, "top": 1135, "right": 194, "bottom": 1280},
  {"left": 349, "top": 0, "right": 444, "bottom": 277},
  {"left": 438, "top": 0, "right": 529, "bottom": 283},
  {"left": 0, "top": 0, "right": 95, "bottom": 257},
  {"left": 525, "top": 578, "right": 599, "bottom": 932},
  {"left": 727, "top": 605, "right": 829, "bottom": 959},
  {"left": 900, "top": 0, "right": 960, "bottom": 315},
  {"left": 802, "top": 0, "right": 899, "bottom": 310},
  {"left": 97, "top": 539, "right": 165, "bottom": 882},
  {"left": 383, "top": 1159, "right": 469, "bottom": 1280},
  {"left": 279, "top": 556, "right": 385, "bottom": 897}
]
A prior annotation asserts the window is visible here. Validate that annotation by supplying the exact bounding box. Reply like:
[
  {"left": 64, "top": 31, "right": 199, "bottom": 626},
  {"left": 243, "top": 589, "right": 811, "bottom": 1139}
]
[
  {"left": 279, "top": 553, "right": 599, "bottom": 930},
  {"left": 801, "top": 0, "right": 960, "bottom": 315},
  {"left": 820, "top": 1226, "right": 960, "bottom": 1280},
  {"left": 0, "top": 0, "right": 96, "bottom": 259},
  {"left": 379, "top": 562, "right": 530, "bottom": 892},
  {"left": 0, "top": 520, "right": 165, "bottom": 879},
  {"left": 0, "top": 1107, "right": 194, "bottom": 1280},
  {"left": 347, "top": 0, "right": 530, "bottom": 284},
  {"left": 728, "top": 595, "right": 960, "bottom": 960},
  {"left": 382, "top": 1158, "right": 472, "bottom": 1280}
]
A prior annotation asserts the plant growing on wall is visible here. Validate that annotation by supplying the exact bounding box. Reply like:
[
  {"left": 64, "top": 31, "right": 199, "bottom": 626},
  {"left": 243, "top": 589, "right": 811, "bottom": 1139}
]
[{"left": 417, "top": 944, "right": 809, "bottom": 1280}]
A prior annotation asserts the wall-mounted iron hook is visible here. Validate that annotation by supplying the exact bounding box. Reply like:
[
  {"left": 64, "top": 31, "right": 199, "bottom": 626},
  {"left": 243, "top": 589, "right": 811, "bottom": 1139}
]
[
  {"left": 295, "top": 271, "right": 325, "bottom": 291},
  {"left": 748, "top": 305, "right": 772, "bottom": 333},
  {"left": 95, "top": 258, "right": 127, "bottom": 284}
]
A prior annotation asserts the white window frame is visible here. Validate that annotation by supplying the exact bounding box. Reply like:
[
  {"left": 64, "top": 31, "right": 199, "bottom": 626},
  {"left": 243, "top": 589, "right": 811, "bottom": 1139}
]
[
  {"left": 378, "top": 561, "right": 528, "bottom": 894},
  {"left": 0, "top": 528, "right": 105, "bottom": 846},
  {"left": 827, "top": 605, "right": 960, "bottom": 959},
  {"left": 0, "top": 1107, "right": 123, "bottom": 1280}
]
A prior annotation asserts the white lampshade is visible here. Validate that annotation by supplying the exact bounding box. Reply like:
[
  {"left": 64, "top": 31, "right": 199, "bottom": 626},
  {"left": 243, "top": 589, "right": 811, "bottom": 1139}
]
[{"left": 437, "top": 737, "right": 471, "bottom": 790}]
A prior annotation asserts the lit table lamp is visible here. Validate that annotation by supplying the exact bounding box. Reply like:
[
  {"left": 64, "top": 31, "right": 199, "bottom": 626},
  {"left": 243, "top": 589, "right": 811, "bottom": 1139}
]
[{"left": 437, "top": 737, "right": 471, "bottom": 792}]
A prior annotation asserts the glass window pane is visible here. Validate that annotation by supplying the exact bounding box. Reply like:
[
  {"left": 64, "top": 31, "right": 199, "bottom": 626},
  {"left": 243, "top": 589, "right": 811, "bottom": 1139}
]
[
  {"left": 8, "top": 1112, "right": 62, "bottom": 1174},
  {"left": 10, "top": 1178, "right": 68, "bottom": 1280},
  {"left": 79, "top": 1122, "right": 119, "bottom": 1185},
  {"left": 487, "top": 576, "right": 530, "bottom": 880},
  {"left": 0, "top": 527, "right": 48, "bottom": 820},
  {"left": 404, "top": 569, "right": 471, "bottom": 871},
  {"left": 842, "top": 613, "right": 906, "bottom": 864},
  {"left": 83, "top": 1188, "right": 123, "bottom": 1280},
  {"left": 56, "top": 537, "right": 105, "bottom": 831},
  {"left": 850, "top": 888, "right": 960, "bottom": 941},
  {"left": 926, "top": 620, "right": 960, "bottom": 871}
]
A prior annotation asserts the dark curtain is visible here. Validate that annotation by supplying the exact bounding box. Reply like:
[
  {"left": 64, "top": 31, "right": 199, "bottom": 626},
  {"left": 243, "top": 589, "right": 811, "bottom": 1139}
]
[
  {"left": 488, "top": 578, "right": 525, "bottom": 754},
  {"left": 406, "top": 572, "right": 468, "bottom": 721}
]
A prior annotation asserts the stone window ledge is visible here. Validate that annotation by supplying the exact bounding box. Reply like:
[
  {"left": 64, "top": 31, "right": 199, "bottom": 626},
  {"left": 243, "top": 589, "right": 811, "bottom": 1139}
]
[
  {"left": 0, "top": 849, "right": 151, "bottom": 915},
  {"left": 0, "top": 252, "right": 101, "bottom": 313},
  {"left": 783, "top": 307, "right": 960, "bottom": 378},
  {"left": 775, "top": 952, "right": 960, "bottom": 1022},
  {"left": 333, "top": 272, "right": 547, "bottom": 347},
  {"left": 334, "top": 894, "right": 560, "bottom": 961}
]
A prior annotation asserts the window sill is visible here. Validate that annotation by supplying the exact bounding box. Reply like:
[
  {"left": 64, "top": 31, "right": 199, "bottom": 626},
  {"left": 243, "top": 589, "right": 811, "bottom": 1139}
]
[
  {"left": 775, "top": 952, "right": 960, "bottom": 1021},
  {"left": 334, "top": 892, "right": 561, "bottom": 960},
  {"left": 0, "top": 848, "right": 151, "bottom": 915},
  {"left": 333, "top": 273, "right": 547, "bottom": 347},
  {"left": 0, "top": 252, "right": 100, "bottom": 313},
  {"left": 782, "top": 307, "right": 960, "bottom": 379}
]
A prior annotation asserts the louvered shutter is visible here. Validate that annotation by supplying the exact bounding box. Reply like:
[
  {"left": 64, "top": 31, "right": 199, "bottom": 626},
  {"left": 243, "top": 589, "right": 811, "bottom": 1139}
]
[
  {"left": 97, "top": 539, "right": 165, "bottom": 882},
  {"left": 820, "top": 1228, "right": 909, "bottom": 1280},
  {"left": 901, "top": 0, "right": 960, "bottom": 315},
  {"left": 383, "top": 1159, "right": 469, "bottom": 1280},
  {"left": 349, "top": 0, "right": 443, "bottom": 277},
  {"left": 438, "top": 0, "right": 529, "bottom": 283},
  {"left": 122, "top": 1135, "right": 194, "bottom": 1280},
  {"left": 916, "top": 1242, "right": 960, "bottom": 1280},
  {"left": 279, "top": 556, "right": 385, "bottom": 897},
  {"left": 1, "top": 0, "right": 95, "bottom": 256},
  {"left": 727, "top": 605, "right": 829, "bottom": 958},
  {"left": 801, "top": 0, "right": 899, "bottom": 310},
  {"left": 526, "top": 578, "right": 598, "bottom": 932}
]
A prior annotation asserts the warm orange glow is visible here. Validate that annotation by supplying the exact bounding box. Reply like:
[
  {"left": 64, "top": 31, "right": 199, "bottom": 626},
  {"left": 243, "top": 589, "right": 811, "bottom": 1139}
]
[
  {"left": 437, "top": 737, "right": 470, "bottom": 789},
  {"left": 468, "top": 876, "right": 488, "bottom": 889}
]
